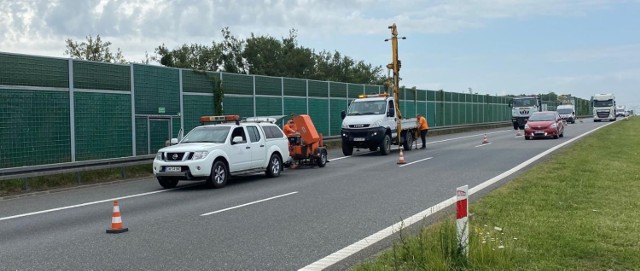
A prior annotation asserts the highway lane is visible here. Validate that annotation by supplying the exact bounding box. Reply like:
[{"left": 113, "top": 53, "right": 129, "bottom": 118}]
[{"left": 0, "top": 119, "right": 615, "bottom": 270}]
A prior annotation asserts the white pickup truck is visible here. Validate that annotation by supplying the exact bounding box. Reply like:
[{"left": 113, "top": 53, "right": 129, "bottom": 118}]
[
  {"left": 152, "top": 115, "right": 290, "bottom": 189},
  {"left": 340, "top": 93, "right": 418, "bottom": 155}
]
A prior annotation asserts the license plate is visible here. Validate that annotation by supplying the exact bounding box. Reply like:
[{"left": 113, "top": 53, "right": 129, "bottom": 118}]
[
  {"left": 165, "top": 166, "right": 181, "bottom": 172},
  {"left": 535, "top": 130, "right": 544, "bottom": 134},
  {"left": 353, "top": 138, "right": 365, "bottom": 142}
]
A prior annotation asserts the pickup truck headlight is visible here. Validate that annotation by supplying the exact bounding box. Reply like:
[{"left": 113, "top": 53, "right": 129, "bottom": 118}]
[
  {"left": 155, "top": 152, "right": 163, "bottom": 160},
  {"left": 191, "top": 151, "right": 209, "bottom": 160}
]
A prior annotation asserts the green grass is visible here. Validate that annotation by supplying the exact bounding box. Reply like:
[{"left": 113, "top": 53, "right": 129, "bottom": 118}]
[{"left": 353, "top": 117, "right": 640, "bottom": 270}]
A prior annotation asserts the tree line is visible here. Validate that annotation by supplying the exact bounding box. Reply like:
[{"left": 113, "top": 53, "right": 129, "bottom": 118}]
[{"left": 64, "top": 28, "right": 386, "bottom": 85}]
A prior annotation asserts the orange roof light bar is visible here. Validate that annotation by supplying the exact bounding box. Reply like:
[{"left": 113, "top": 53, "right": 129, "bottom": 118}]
[
  {"left": 357, "top": 92, "right": 389, "bottom": 99},
  {"left": 199, "top": 115, "right": 240, "bottom": 123}
]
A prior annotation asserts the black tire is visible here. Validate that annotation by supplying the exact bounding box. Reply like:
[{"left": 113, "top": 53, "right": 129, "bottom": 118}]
[
  {"left": 208, "top": 161, "right": 228, "bottom": 188},
  {"left": 524, "top": 136, "right": 530, "bottom": 140},
  {"left": 317, "top": 149, "right": 327, "bottom": 168},
  {"left": 157, "top": 177, "right": 179, "bottom": 189},
  {"left": 402, "top": 131, "right": 414, "bottom": 151},
  {"left": 342, "top": 141, "right": 353, "bottom": 156},
  {"left": 513, "top": 122, "right": 519, "bottom": 130},
  {"left": 379, "top": 134, "right": 391, "bottom": 155},
  {"left": 266, "top": 154, "right": 282, "bottom": 177}
]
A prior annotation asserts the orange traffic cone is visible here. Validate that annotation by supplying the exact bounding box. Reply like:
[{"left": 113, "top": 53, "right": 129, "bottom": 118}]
[
  {"left": 106, "top": 200, "right": 128, "bottom": 234},
  {"left": 397, "top": 148, "right": 406, "bottom": 164},
  {"left": 516, "top": 128, "right": 521, "bottom": 137},
  {"left": 482, "top": 134, "right": 489, "bottom": 144}
]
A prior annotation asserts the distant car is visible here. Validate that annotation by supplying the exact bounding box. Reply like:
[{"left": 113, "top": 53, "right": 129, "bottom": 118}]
[{"left": 524, "top": 111, "right": 565, "bottom": 140}]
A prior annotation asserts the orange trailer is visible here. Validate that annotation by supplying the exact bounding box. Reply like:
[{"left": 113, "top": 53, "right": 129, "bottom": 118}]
[{"left": 286, "top": 114, "right": 328, "bottom": 168}]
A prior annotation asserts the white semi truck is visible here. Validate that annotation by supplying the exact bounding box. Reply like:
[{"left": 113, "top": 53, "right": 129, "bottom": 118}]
[
  {"left": 592, "top": 93, "right": 616, "bottom": 122},
  {"left": 340, "top": 93, "right": 418, "bottom": 156}
]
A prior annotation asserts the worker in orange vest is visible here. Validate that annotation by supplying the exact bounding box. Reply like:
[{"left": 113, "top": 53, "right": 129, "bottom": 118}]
[
  {"left": 283, "top": 119, "right": 298, "bottom": 137},
  {"left": 417, "top": 114, "right": 429, "bottom": 149}
]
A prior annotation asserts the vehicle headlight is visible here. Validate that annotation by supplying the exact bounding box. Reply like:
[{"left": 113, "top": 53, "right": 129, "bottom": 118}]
[
  {"left": 155, "top": 152, "right": 163, "bottom": 160},
  {"left": 550, "top": 123, "right": 557, "bottom": 129},
  {"left": 192, "top": 151, "right": 209, "bottom": 160},
  {"left": 372, "top": 120, "right": 383, "bottom": 127},
  {"left": 524, "top": 124, "right": 529, "bottom": 129}
]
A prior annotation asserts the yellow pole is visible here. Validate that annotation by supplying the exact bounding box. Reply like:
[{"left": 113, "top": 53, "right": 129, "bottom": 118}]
[{"left": 389, "top": 23, "right": 402, "bottom": 145}]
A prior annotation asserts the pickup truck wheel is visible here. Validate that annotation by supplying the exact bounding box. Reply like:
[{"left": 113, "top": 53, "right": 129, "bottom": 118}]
[
  {"left": 342, "top": 141, "right": 353, "bottom": 156},
  {"left": 157, "top": 177, "right": 178, "bottom": 189},
  {"left": 266, "top": 154, "right": 282, "bottom": 177},
  {"left": 317, "top": 149, "right": 328, "bottom": 168},
  {"left": 379, "top": 134, "right": 391, "bottom": 155},
  {"left": 208, "top": 161, "right": 228, "bottom": 188},
  {"left": 403, "top": 131, "right": 414, "bottom": 151}
]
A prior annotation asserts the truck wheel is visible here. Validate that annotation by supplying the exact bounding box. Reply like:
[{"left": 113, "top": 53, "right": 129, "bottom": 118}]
[
  {"left": 342, "top": 141, "right": 353, "bottom": 156},
  {"left": 317, "top": 149, "right": 328, "bottom": 168},
  {"left": 208, "top": 161, "right": 228, "bottom": 188},
  {"left": 266, "top": 154, "right": 282, "bottom": 177},
  {"left": 513, "top": 123, "right": 519, "bottom": 130},
  {"left": 157, "top": 177, "right": 178, "bottom": 189},
  {"left": 379, "top": 134, "right": 391, "bottom": 155},
  {"left": 403, "top": 131, "right": 414, "bottom": 151}
]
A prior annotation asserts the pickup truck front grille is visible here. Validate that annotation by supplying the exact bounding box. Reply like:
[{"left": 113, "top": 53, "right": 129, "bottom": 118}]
[
  {"left": 166, "top": 152, "right": 185, "bottom": 161},
  {"left": 348, "top": 124, "right": 370, "bottom": 128}
]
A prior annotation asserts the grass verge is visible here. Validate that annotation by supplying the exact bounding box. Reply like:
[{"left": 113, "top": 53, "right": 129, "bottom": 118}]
[{"left": 353, "top": 117, "right": 640, "bottom": 270}]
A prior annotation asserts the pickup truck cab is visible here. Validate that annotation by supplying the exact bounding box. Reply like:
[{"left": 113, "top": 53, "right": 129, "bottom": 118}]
[
  {"left": 152, "top": 115, "right": 289, "bottom": 189},
  {"left": 340, "top": 93, "right": 418, "bottom": 156}
]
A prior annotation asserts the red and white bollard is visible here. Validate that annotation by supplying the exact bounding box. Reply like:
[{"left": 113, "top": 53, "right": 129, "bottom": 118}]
[{"left": 456, "top": 185, "right": 469, "bottom": 257}]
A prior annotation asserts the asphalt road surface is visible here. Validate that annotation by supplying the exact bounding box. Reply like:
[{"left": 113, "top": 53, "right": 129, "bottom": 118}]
[{"left": 0, "top": 119, "right": 614, "bottom": 270}]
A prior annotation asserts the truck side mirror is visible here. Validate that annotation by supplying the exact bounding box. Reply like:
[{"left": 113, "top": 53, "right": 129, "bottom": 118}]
[
  {"left": 232, "top": 136, "right": 244, "bottom": 144},
  {"left": 170, "top": 138, "right": 179, "bottom": 145},
  {"left": 341, "top": 111, "right": 346, "bottom": 120}
]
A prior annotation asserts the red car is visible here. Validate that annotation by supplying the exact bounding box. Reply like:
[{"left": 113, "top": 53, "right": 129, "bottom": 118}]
[{"left": 524, "top": 111, "right": 565, "bottom": 140}]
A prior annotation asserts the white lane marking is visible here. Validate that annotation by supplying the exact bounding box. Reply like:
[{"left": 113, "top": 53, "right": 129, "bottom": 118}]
[
  {"left": 0, "top": 189, "right": 173, "bottom": 221},
  {"left": 399, "top": 157, "right": 433, "bottom": 168},
  {"left": 474, "top": 142, "right": 491, "bottom": 148},
  {"left": 329, "top": 130, "right": 510, "bottom": 161},
  {"left": 299, "top": 122, "right": 615, "bottom": 271},
  {"left": 200, "top": 191, "right": 298, "bottom": 216}
]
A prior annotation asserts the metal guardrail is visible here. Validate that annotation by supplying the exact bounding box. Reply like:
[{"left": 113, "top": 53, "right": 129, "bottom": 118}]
[
  {"left": 0, "top": 122, "right": 511, "bottom": 182},
  {"left": 0, "top": 155, "right": 155, "bottom": 181}
]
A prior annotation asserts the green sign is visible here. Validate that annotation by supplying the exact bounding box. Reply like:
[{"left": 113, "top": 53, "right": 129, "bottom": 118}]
[{"left": 158, "top": 107, "right": 165, "bottom": 114}]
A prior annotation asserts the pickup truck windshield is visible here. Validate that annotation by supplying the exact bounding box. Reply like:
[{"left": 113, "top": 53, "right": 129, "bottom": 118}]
[
  {"left": 347, "top": 100, "right": 386, "bottom": 116},
  {"left": 181, "top": 126, "right": 230, "bottom": 143},
  {"left": 512, "top": 98, "right": 537, "bottom": 107}
]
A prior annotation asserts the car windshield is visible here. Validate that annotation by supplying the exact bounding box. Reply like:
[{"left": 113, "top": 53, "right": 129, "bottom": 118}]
[
  {"left": 557, "top": 108, "right": 573, "bottom": 114},
  {"left": 529, "top": 113, "right": 555, "bottom": 121},
  {"left": 180, "top": 126, "right": 230, "bottom": 143},
  {"left": 347, "top": 100, "right": 386, "bottom": 116},
  {"left": 512, "top": 98, "right": 537, "bottom": 107}
]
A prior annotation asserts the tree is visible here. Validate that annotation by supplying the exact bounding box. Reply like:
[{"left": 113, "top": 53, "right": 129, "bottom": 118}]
[
  {"left": 155, "top": 27, "right": 385, "bottom": 84},
  {"left": 64, "top": 35, "right": 127, "bottom": 63}
]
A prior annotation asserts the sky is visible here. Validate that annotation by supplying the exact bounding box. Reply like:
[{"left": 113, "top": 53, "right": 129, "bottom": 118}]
[{"left": 1, "top": 0, "right": 639, "bottom": 112}]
